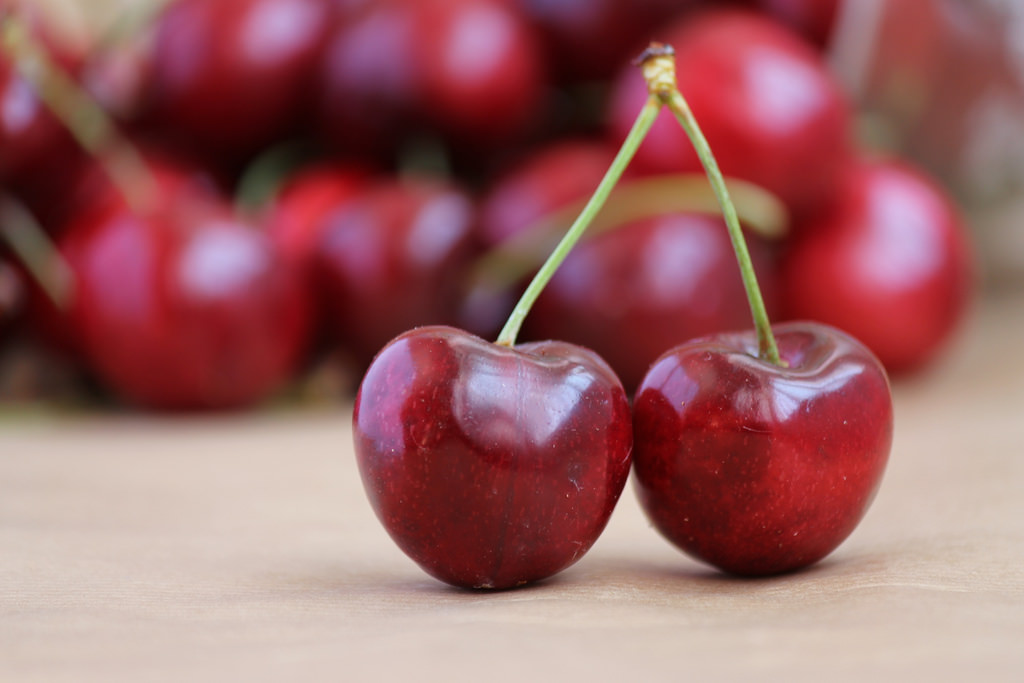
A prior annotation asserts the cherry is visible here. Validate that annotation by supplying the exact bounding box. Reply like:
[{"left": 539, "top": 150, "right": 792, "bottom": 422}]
[
  {"left": 632, "top": 322, "right": 893, "bottom": 575},
  {"left": 354, "top": 326, "right": 632, "bottom": 589},
  {"left": 314, "top": 175, "right": 477, "bottom": 370},
  {"left": 525, "top": 211, "right": 778, "bottom": 393},
  {"left": 779, "top": 156, "right": 974, "bottom": 374},
  {"left": 628, "top": 44, "right": 893, "bottom": 576},
  {"left": 606, "top": 9, "right": 852, "bottom": 218},
  {"left": 315, "top": 0, "right": 545, "bottom": 158},
  {"left": 60, "top": 168, "right": 311, "bottom": 411},
  {"left": 350, "top": 89, "right": 663, "bottom": 589},
  {"left": 138, "top": 0, "right": 333, "bottom": 160}
]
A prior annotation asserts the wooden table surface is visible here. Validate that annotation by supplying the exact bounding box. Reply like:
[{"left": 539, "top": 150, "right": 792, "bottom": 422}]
[{"left": 2, "top": 290, "right": 1023, "bottom": 682}]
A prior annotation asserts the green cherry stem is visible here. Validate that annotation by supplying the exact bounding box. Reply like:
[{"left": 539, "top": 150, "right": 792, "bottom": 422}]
[
  {"left": 494, "top": 93, "right": 661, "bottom": 347},
  {"left": 641, "top": 43, "right": 783, "bottom": 366}
]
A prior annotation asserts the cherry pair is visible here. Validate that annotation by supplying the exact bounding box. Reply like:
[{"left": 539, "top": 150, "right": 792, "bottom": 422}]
[{"left": 353, "top": 46, "right": 894, "bottom": 589}]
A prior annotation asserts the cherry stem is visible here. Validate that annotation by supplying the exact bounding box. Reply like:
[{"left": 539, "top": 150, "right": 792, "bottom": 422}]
[
  {"left": 641, "top": 44, "right": 782, "bottom": 366},
  {"left": 495, "top": 94, "right": 661, "bottom": 347},
  {"left": 0, "top": 12, "right": 157, "bottom": 214}
]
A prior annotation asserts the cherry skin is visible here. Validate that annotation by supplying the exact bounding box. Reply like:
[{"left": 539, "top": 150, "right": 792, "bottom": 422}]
[
  {"left": 314, "top": 176, "right": 477, "bottom": 369},
  {"left": 316, "top": 0, "right": 545, "bottom": 158},
  {"left": 353, "top": 325, "right": 633, "bottom": 589},
  {"left": 779, "top": 157, "right": 974, "bottom": 374},
  {"left": 59, "top": 171, "right": 311, "bottom": 411},
  {"left": 524, "top": 211, "right": 779, "bottom": 393},
  {"left": 606, "top": 9, "right": 852, "bottom": 218},
  {"left": 139, "top": 0, "right": 333, "bottom": 160},
  {"left": 632, "top": 322, "right": 893, "bottom": 576}
]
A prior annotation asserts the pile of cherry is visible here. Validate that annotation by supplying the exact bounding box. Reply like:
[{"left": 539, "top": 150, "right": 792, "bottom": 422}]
[{"left": 0, "top": 0, "right": 973, "bottom": 411}]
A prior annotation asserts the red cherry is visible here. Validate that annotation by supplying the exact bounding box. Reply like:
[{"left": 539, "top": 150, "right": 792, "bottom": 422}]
[
  {"left": 353, "top": 325, "right": 632, "bottom": 589},
  {"left": 633, "top": 321, "right": 893, "bottom": 576},
  {"left": 140, "top": 0, "right": 333, "bottom": 159},
  {"left": 779, "top": 156, "right": 974, "bottom": 374},
  {"left": 316, "top": 0, "right": 545, "bottom": 156},
  {"left": 524, "top": 212, "right": 779, "bottom": 392},
  {"left": 315, "top": 176, "right": 477, "bottom": 368},
  {"left": 60, "top": 172, "right": 311, "bottom": 410},
  {"left": 606, "top": 9, "right": 852, "bottom": 218}
]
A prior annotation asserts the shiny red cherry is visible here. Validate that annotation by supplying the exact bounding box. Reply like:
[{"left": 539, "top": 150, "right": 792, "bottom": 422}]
[
  {"left": 316, "top": 0, "right": 545, "bottom": 157},
  {"left": 353, "top": 325, "right": 632, "bottom": 589},
  {"left": 524, "top": 211, "right": 779, "bottom": 393},
  {"left": 140, "top": 0, "right": 333, "bottom": 160},
  {"left": 60, "top": 172, "right": 311, "bottom": 410},
  {"left": 779, "top": 156, "right": 974, "bottom": 374},
  {"left": 606, "top": 9, "right": 852, "bottom": 218},
  {"left": 633, "top": 321, "right": 893, "bottom": 576},
  {"left": 315, "top": 175, "right": 476, "bottom": 368}
]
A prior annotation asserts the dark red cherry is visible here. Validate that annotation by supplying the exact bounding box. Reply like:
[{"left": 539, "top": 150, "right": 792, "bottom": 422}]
[
  {"left": 139, "top": 0, "right": 333, "bottom": 159},
  {"left": 779, "top": 156, "right": 974, "bottom": 374},
  {"left": 606, "top": 9, "right": 852, "bottom": 218},
  {"left": 353, "top": 325, "right": 632, "bottom": 589},
  {"left": 316, "top": 0, "right": 545, "bottom": 157},
  {"left": 524, "top": 211, "right": 779, "bottom": 393},
  {"left": 59, "top": 171, "right": 311, "bottom": 410},
  {"left": 633, "top": 321, "right": 893, "bottom": 576},
  {"left": 315, "top": 175, "right": 477, "bottom": 368}
]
